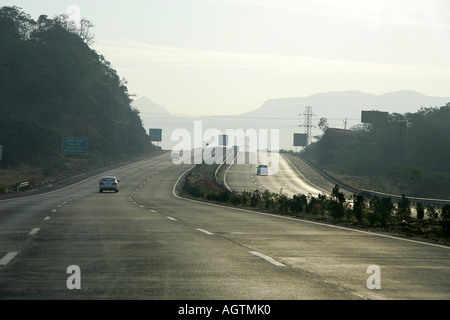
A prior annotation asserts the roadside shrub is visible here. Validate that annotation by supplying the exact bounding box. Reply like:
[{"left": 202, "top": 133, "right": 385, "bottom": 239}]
[
  {"left": 305, "top": 196, "right": 318, "bottom": 215},
  {"left": 426, "top": 205, "right": 439, "bottom": 222},
  {"left": 250, "top": 190, "right": 261, "bottom": 207},
  {"left": 368, "top": 196, "right": 393, "bottom": 226},
  {"left": 416, "top": 202, "right": 425, "bottom": 220},
  {"left": 396, "top": 194, "right": 411, "bottom": 220},
  {"left": 441, "top": 205, "right": 450, "bottom": 236},
  {"left": 353, "top": 194, "right": 365, "bottom": 222},
  {"left": 329, "top": 185, "right": 346, "bottom": 220},
  {"left": 290, "top": 194, "right": 307, "bottom": 214},
  {"left": 278, "top": 193, "right": 290, "bottom": 213},
  {"left": 329, "top": 199, "right": 344, "bottom": 220}
]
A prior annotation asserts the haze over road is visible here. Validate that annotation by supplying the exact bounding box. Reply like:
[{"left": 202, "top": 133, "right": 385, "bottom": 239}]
[{"left": 0, "top": 152, "right": 449, "bottom": 299}]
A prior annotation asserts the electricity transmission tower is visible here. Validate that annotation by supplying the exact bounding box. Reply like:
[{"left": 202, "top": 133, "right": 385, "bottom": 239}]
[{"left": 299, "top": 106, "right": 314, "bottom": 146}]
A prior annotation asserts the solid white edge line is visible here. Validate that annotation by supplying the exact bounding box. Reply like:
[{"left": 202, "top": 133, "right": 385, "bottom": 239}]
[
  {"left": 249, "top": 251, "right": 285, "bottom": 267},
  {"left": 283, "top": 154, "right": 330, "bottom": 195},
  {"left": 223, "top": 153, "right": 239, "bottom": 192},
  {"left": 196, "top": 228, "right": 214, "bottom": 236},
  {"left": 0, "top": 252, "right": 18, "bottom": 266},
  {"left": 173, "top": 166, "right": 450, "bottom": 251}
]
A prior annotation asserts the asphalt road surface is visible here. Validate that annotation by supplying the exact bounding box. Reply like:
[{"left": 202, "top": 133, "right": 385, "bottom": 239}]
[
  {"left": 1, "top": 152, "right": 449, "bottom": 300},
  {"left": 223, "top": 153, "right": 329, "bottom": 197}
]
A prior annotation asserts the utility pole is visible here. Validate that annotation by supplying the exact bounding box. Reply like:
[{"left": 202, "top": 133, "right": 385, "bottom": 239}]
[{"left": 299, "top": 106, "right": 314, "bottom": 146}]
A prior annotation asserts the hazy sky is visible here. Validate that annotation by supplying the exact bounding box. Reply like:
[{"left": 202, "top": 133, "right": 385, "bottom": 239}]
[{"left": 4, "top": 0, "right": 450, "bottom": 116}]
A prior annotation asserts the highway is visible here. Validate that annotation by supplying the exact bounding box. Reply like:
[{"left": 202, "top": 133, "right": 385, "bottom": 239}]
[
  {"left": 0, "top": 152, "right": 449, "bottom": 300},
  {"left": 223, "top": 153, "right": 330, "bottom": 197}
]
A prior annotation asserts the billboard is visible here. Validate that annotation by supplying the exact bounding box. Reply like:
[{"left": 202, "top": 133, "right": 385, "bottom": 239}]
[
  {"left": 219, "top": 134, "right": 228, "bottom": 147},
  {"left": 149, "top": 128, "right": 162, "bottom": 142},
  {"left": 361, "top": 111, "right": 389, "bottom": 123},
  {"left": 293, "top": 133, "right": 308, "bottom": 147}
]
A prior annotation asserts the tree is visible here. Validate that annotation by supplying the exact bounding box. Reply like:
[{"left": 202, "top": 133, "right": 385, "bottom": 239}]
[
  {"left": 318, "top": 117, "right": 329, "bottom": 132},
  {"left": 75, "top": 18, "right": 94, "bottom": 45},
  {"left": 397, "top": 194, "right": 411, "bottom": 220},
  {"left": 0, "top": 6, "right": 156, "bottom": 171},
  {"left": 353, "top": 194, "right": 365, "bottom": 222},
  {"left": 290, "top": 193, "right": 307, "bottom": 213},
  {"left": 426, "top": 205, "right": 439, "bottom": 222},
  {"left": 368, "top": 196, "right": 393, "bottom": 226},
  {"left": 416, "top": 202, "right": 424, "bottom": 220},
  {"left": 331, "top": 185, "right": 346, "bottom": 204},
  {"left": 329, "top": 185, "right": 346, "bottom": 220}
]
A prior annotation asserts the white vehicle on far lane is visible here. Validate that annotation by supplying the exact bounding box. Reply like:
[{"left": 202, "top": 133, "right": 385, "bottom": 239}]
[
  {"left": 99, "top": 176, "right": 120, "bottom": 193},
  {"left": 256, "top": 164, "right": 269, "bottom": 176}
]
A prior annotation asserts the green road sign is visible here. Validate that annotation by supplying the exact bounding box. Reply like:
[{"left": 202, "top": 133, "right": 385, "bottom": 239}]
[
  {"left": 149, "top": 128, "right": 162, "bottom": 142},
  {"left": 62, "top": 138, "right": 88, "bottom": 154}
]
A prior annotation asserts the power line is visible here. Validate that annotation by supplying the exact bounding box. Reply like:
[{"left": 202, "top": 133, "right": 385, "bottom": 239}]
[{"left": 137, "top": 112, "right": 359, "bottom": 121}]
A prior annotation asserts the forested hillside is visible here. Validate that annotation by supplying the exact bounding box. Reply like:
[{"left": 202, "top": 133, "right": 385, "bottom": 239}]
[
  {"left": 302, "top": 104, "right": 450, "bottom": 199},
  {"left": 0, "top": 7, "right": 158, "bottom": 177}
]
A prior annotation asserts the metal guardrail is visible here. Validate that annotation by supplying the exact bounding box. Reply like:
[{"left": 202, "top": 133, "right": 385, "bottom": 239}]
[
  {"left": 296, "top": 154, "right": 450, "bottom": 209},
  {"left": 296, "top": 155, "right": 360, "bottom": 194},
  {"left": 361, "top": 189, "right": 450, "bottom": 209}
]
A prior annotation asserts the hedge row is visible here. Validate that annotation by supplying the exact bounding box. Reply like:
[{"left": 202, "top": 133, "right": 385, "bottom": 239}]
[{"left": 182, "top": 164, "right": 450, "bottom": 240}]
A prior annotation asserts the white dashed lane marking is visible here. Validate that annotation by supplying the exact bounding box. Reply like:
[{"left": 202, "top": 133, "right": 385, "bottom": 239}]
[
  {"left": 28, "top": 228, "right": 40, "bottom": 236},
  {"left": 249, "top": 251, "right": 285, "bottom": 267},
  {"left": 196, "top": 228, "right": 214, "bottom": 236},
  {"left": 0, "top": 252, "right": 18, "bottom": 266}
]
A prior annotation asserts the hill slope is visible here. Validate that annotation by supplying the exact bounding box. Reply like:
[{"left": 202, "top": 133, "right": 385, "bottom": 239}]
[
  {"left": 301, "top": 105, "right": 450, "bottom": 199},
  {"left": 0, "top": 7, "right": 158, "bottom": 181}
]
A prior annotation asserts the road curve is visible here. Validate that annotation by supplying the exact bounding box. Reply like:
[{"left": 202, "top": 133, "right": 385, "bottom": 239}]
[
  {"left": 223, "top": 153, "right": 332, "bottom": 197},
  {"left": 0, "top": 152, "right": 449, "bottom": 300}
]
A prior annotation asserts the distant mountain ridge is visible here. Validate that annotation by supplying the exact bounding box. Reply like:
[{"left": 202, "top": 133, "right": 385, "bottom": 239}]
[
  {"left": 241, "top": 90, "right": 450, "bottom": 120},
  {"left": 132, "top": 96, "right": 171, "bottom": 116},
  {"left": 135, "top": 90, "right": 450, "bottom": 151}
]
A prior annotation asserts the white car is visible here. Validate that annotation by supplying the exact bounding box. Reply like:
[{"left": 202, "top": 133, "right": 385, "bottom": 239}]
[
  {"left": 171, "top": 152, "right": 180, "bottom": 161},
  {"left": 256, "top": 164, "right": 269, "bottom": 176},
  {"left": 99, "top": 176, "right": 120, "bottom": 193}
]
